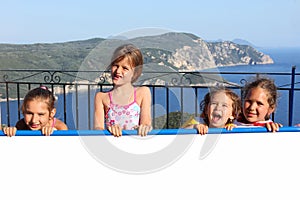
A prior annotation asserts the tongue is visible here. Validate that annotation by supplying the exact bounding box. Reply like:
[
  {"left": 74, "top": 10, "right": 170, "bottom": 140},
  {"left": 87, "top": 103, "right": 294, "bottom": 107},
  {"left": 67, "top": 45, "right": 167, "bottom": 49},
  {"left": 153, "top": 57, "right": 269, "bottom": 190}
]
[{"left": 212, "top": 115, "right": 221, "bottom": 123}]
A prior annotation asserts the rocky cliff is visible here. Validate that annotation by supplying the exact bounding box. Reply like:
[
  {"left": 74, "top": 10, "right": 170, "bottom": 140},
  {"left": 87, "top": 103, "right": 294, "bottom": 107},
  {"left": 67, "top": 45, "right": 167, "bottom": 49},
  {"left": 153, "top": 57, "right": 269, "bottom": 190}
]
[{"left": 0, "top": 32, "right": 273, "bottom": 86}]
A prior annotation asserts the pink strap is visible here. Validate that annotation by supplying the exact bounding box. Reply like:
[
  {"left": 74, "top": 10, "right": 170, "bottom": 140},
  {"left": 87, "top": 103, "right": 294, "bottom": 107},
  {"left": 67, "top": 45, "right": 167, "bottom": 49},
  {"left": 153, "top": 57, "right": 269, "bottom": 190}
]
[
  {"left": 108, "top": 91, "right": 113, "bottom": 104},
  {"left": 133, "top": 88, "right": 137, "bottom": 102},
  {"left": 52, "top": 118, "right": 56, "bottom": 128}
]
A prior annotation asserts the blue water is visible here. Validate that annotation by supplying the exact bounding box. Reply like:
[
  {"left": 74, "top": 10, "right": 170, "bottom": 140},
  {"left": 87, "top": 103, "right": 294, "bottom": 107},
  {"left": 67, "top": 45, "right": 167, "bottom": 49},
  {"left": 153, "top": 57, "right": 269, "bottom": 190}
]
[{"left": 1, "top": 47, "right": 300, "bottom": 128}]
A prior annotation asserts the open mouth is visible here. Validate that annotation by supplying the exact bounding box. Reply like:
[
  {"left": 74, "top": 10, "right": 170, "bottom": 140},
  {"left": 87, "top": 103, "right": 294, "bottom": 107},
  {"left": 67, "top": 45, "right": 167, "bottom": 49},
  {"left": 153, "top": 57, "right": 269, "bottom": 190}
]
[
  {"left": 211, "top": 113, "right": 222, "bottom": 123},
  {"left": 113, "top": 74, "right": 123, "bottom": 80}
]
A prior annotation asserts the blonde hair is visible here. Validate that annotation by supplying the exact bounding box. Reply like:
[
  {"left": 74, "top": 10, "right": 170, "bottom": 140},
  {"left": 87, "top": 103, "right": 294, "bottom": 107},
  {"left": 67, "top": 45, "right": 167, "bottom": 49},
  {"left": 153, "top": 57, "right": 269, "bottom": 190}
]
[{"left": 110, "top": 44, "right": 143, "bottom": 83}]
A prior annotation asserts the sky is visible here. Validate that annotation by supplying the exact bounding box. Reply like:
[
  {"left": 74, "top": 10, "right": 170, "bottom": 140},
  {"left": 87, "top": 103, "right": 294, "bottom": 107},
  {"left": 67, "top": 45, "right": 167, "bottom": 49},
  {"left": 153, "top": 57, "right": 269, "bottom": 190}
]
[{"left": 1, "top": 0, "right": 299, "bottom": 47}]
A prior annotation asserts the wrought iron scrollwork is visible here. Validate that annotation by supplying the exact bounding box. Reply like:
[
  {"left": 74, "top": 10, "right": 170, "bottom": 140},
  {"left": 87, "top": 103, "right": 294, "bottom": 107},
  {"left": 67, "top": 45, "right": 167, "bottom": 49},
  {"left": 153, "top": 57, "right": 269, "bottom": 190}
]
[
  {"left": 97, "top": 75, "right": 106, "bottom": 84},
  {"left": 44, "top": 71, "right": 61, "bottom": 83},
  {"left": 240, "top": 78, "right": 247, "bottom": 86},
  {"left": 3, "top": 74, "right": 9, "bottom": 82},
  {"left": 170, "top": 73, "right": 192, "bottom": 86}
]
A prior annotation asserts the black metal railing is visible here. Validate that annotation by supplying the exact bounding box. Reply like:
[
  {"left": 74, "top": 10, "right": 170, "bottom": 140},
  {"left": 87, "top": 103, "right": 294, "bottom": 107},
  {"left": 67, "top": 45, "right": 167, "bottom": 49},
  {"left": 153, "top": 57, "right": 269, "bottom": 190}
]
[{"left": 1, "top": 68, "right": 299, "bottom": 129}]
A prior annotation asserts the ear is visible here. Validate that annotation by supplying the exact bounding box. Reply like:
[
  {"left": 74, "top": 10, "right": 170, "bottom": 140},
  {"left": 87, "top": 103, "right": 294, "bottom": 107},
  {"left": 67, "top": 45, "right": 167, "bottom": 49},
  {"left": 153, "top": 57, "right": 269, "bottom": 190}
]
[
  {"left": 267, "top": 106, "right": 275, "bottom": 116},
  {"left": 50, "top": 108, "right": 56, "bottom": 118},
  {"left": 228, "top": 116, "right": 235, "bottom": 124}
]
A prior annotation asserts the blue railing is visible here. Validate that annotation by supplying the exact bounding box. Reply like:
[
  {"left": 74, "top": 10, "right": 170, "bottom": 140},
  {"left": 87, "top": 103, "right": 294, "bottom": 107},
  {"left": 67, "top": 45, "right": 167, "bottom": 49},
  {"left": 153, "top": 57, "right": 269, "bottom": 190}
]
[
  {"left": 1, "top": 127, "right": 300, "bottom": 136},
  {"left": 1, "top": 68, "right": 299, "bottom": 128}
]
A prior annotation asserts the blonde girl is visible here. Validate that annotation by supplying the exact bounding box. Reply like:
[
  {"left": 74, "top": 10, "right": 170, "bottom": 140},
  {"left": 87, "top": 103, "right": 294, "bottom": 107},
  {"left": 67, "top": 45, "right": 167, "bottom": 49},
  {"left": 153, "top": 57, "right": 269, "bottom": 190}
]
[{"left": 94, "top": 44, "right": 152, "bottom": 137}]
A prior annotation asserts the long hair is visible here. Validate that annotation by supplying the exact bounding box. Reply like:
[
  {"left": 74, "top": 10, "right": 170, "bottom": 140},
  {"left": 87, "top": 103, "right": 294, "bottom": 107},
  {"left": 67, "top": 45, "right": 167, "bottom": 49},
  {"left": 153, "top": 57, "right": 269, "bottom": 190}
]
[
  {"left": 241, "top": 77, "right": 277, "bottom": 120},
  {"left": 110, "top": 44, "right": 143, "bottom": 83}
]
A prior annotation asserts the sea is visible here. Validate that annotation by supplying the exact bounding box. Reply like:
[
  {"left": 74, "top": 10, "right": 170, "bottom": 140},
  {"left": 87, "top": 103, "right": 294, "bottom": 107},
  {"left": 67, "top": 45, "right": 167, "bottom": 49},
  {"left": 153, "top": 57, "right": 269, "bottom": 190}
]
[{"left": 1, "top": 47, "right": 300, "bottom": 128}]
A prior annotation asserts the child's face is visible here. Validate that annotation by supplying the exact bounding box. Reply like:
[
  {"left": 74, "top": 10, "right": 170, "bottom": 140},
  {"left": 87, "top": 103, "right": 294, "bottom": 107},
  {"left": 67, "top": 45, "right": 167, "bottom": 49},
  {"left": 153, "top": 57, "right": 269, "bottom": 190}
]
[
  {"left": 206, "top": 92, "right": 234, "bottom": 128},
  {"left": 111, "top": 57, "right": 134, "bottom": 85},
  {"left": 23, "top": 99, "right": 55, "bottom": 130},
  {"left": 243, "top": 87, "right": 274, "bottom": 122}
]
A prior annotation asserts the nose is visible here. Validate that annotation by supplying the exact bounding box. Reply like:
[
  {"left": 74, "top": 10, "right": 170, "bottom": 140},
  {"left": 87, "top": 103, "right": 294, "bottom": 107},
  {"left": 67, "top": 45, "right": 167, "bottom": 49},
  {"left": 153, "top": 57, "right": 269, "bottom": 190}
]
[
  {"left": 248, "top": 103, "right": 256, "bottom": 111},
  {"left": 31, "top": 114, "right": 39, "bottom": 123},
  {"left": 116, "top": 66, "right": 123, "bottom": 74},
  {"left": 213, "top": 103, "right": 222, "bottom": 110}
]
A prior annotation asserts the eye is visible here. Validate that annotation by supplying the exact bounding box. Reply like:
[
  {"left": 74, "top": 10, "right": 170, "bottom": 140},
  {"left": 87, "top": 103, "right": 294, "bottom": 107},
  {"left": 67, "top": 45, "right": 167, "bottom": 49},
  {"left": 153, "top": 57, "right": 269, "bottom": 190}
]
[
  {"left": 222, "top": 104, "right": 228, "bottom": 108},
  {"left": 24, "top": 111, "right": 32, "bottom": 115},
  {"left": 257, "top": 102, "right": 264, "bottom": 106},
  {"left": 245, "top": 100, "right": 251, "bottom": 104}
]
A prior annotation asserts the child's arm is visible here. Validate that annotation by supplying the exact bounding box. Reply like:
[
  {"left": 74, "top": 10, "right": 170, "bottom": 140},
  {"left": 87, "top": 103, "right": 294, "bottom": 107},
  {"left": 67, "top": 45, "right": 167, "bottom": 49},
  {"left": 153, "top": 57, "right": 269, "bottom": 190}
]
[
  {"left": 3, "top": 126, "right": 17, "bottom": 137},
  {"left": 94, "top": 92, "right": 106, "bottom": 130},
  {"left": 138, "top": 87, "right": 152, "bottom": 136},
  {"left": 41, "top": 118, "right": 68, "bottom": 136},
  {"left": 265, "top": 122, "right": 282, "bottom": 132},
  {"left": 4, "top": 119, "right": 27, "bottom": 137},
  {"left": 184, "top": 124, "right": 208, "bottom": 135},
  {"left": 94, "top": 92, "right": 123, "bottom": 137}
]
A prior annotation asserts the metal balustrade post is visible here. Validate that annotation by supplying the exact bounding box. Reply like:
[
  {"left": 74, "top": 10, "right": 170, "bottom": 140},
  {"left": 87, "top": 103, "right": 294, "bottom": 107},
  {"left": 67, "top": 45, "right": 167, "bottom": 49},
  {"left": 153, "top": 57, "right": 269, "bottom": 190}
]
[
  {"left": 289, "top": 66, "right": 296, "bottom": 126},
  {"left": 5, "top": 83, "right": 10, "bottom": 126}
]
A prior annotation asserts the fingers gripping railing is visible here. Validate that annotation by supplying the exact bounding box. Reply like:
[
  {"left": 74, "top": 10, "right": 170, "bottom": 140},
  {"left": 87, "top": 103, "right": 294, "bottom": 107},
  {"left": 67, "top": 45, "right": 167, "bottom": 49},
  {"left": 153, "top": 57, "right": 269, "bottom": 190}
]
[{"left": 1, "top": 127, "right": 300, "bottom": 136}]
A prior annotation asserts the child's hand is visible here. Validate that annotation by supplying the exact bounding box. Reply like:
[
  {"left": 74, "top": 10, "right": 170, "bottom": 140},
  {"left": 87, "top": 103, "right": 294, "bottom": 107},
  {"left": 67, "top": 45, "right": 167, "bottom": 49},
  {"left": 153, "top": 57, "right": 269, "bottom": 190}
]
[
  {"left": 107, "top": 124, "right": 123, "bottom": 137},
  {"left": 265, "top": 122, "right": 283, "bottom": 132},
  {"left": 3, "top": 127, "right": 17, "bottom": 137},
  {"left": 137, "top": 124, "right": 152, "bottom": 137},
  {"left": 194, "top": 124, "right": 208, "bottom": 135},
  {"left": 41, "top": 126, "right": 55, "bottom": 136},
  {"left": 225, "top": 123, "right": 237, "bottom": 131}
]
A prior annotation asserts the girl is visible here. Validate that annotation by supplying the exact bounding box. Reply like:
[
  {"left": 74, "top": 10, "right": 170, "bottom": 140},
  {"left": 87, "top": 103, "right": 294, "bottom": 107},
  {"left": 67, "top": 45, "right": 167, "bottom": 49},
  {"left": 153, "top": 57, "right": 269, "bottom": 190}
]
[
  {"left": 94, "top": 44, "right": 152, "bottom": 137},
  {"left": 237, "top": 77, "right": 282, "bottom": 132},
  {"left": 183, "top": 87, "right": 241, "bottom": 135},
  {"left": 3, "top": 86, "right": 68, "bottom": 136}
]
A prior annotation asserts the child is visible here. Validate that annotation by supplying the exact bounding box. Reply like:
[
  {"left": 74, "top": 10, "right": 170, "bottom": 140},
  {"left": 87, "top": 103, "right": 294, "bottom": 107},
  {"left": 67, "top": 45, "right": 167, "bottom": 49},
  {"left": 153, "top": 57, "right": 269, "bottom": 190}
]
[
  {"left": 3, "top": 86, "right": 68, "bottom": 136},
  {"left": 183, "top": 87, "right": 241, "bottom": 135},
  {"left": 237, "top": 77, "right": 282, "bottom": 132},
  {"left": 94, "top": 44, "right": 152, "bottom": 137}
]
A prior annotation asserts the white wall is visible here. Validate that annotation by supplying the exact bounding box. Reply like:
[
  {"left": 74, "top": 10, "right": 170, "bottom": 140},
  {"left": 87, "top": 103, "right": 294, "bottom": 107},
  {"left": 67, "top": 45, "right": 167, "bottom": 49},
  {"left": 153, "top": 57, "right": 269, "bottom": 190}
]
[{"left": 1, "top": 132, "right": 299, "bottom": 200}]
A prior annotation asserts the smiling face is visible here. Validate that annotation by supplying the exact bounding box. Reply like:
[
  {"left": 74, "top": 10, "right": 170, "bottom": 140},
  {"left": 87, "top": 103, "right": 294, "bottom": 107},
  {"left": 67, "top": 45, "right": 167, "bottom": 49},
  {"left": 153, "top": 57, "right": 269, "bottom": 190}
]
[
  {"left": 243, "top": 87, "right": 274, "bottom": 122},
  {"left": 206, "top": 92, "right": 234, "bottom": 128},
  {"left": 111, "top": 57, "right": 135, "bottom": 86},
  {"left": 23, "top": 99, "right": 55, "bottom": 130}
]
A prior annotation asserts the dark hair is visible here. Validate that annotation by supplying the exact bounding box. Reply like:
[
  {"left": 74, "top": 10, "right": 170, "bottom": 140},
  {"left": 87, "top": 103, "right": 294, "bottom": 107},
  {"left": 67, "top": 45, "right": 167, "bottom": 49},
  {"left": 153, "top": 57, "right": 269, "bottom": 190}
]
[
  {"left": 200, "top": 87, "right": 241, "bottom": 126},
  {"left": 21, "top": 86, "right": 56, "bottom": 114},
  {"left": 110, "top": 44, "right": 143, "bottom": 83},
  {"left": 242, "top": 77, "right": 278, "bottom": 110}
]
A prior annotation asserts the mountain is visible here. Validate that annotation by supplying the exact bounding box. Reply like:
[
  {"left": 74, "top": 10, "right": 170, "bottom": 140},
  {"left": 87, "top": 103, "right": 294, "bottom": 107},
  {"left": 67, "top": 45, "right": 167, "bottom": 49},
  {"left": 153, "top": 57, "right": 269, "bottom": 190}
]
[
  {"left": 0, "top": 32, "right": 273, "bottom": 86},
  {"left": 232, "top": 38, "right": 256, "bottom": 47}
]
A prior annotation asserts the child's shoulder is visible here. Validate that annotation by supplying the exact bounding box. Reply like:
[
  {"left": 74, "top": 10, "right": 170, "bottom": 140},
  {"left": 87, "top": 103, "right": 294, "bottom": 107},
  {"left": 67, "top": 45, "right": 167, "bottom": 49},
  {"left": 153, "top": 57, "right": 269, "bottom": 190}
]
[
  {"left": 55, "top": 119, "right": 68, "bottom": 130},
  {"left": 136, "top": 86, "right": 150, "bottom": 94},
  {"left": 95, "top": 90, "right": 110, "bottom": 99}
]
